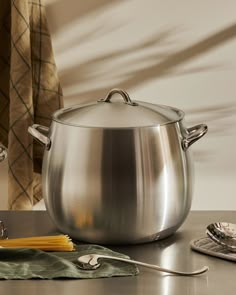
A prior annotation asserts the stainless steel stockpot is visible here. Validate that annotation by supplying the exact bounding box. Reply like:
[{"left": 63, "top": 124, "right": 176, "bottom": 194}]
[{"left": 29, "top": 89, "right": 207, "bottom": 244}]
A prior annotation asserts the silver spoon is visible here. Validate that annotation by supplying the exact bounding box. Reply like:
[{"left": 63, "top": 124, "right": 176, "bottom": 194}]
[
  {"left": 78, "top": 254, "right": 209, "bottom": 276},
  {"left": 206, "top": 222, "right": 236, "bottom": 251}
]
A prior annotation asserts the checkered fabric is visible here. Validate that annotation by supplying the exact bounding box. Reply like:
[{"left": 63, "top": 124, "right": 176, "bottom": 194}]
[{"left": 0, "top": 0, "right": 63, "bottom": 209}]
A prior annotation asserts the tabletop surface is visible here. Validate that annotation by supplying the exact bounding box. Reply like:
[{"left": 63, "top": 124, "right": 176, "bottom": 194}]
[{"left": 0, "top": 210, "right": 235, "bottom": 295}]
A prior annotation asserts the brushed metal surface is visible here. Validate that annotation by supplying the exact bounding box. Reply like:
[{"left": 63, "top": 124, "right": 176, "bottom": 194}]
[
  {"left": 43, "top": 121, "right": 194, "bottom": 243},
  {"left": 0, "top": 211, "right": 234, "bottom": 295},
  {"left": 28, "top": 89, "right": 207, "bottom": 243}
]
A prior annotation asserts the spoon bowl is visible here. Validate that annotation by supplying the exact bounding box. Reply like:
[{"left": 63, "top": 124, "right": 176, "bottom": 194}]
[{"left": 206, "top": 222, "right": 236, "bottom": 251}]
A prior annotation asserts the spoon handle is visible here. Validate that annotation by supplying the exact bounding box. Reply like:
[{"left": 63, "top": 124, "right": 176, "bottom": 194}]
[{"left": 98, "top": 255, "right": 209, "bottom": 276}]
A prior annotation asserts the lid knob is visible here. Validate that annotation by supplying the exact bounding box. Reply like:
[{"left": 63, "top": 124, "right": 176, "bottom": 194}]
[{"left": 98, "top": 88, "right": 138, "bottom": 106}]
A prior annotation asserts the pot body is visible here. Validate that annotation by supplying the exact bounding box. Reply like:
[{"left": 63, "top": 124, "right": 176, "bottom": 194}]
[{"left": 43, "top": 120, "right": 193, "bottom": 244}]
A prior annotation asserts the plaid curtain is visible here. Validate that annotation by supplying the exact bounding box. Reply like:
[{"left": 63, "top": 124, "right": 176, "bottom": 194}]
[{"left": 0, "top": 0, "right": 63, "bottom": 209}]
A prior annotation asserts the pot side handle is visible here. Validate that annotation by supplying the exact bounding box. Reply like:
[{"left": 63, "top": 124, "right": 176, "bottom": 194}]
[
  {"left": 28, "top": 124, "right": 51, "bottom": 150},
  {"left": 182, "top": 124, "right": 208, "bottom": 151}
]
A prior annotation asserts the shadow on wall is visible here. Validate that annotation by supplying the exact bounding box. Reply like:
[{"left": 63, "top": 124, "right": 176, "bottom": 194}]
[
  {"left": 45, "top": 0, "right": 236, "bottom": 164},
  {"left": 187, "top": 102, "right": 236, "bottom": 137},
  {"left": 46, "top": 0, "right": 120, "bottom": 34},
  {"left": 186, "top": 101, "right": 236, "bottom": 161},
  {"left": 45, "top": 0, "right": 236, "bottom": 102},
  {"left": 57, "top": 21, "right": 236, "bottom": 102}
]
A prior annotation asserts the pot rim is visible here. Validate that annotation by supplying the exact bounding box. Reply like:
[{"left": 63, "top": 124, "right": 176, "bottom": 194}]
[{"left": 51, "top": 115, "right": 185, "bottom": 129}]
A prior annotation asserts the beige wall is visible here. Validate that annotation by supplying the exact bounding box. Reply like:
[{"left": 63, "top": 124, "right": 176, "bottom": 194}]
[{"left": 1, "top": 0, "right": 236, "bottom": 209}]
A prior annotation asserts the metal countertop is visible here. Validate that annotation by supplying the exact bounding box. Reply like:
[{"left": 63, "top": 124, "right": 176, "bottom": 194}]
[{"left": 0, "top": 211, "right": 234, "bottom": 295}]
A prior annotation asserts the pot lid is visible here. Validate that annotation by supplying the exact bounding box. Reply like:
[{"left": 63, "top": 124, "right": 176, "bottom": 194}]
[{"left": 53, "top": 89, "right": 184, "bottom": 128}]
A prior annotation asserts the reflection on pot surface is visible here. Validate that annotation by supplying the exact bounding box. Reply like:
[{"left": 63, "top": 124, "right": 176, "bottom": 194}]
[{"left": 28, "top": 89, "right": 207, "bottom": 244}]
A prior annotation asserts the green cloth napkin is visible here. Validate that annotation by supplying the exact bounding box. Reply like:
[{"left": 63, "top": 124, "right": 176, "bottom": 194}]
[{"left": 0, "top": 244, "right": 139, "bottom": 280}]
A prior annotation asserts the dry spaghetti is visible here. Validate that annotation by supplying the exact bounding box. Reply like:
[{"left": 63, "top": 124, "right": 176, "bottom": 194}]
[{"left": 0, "top": 235, "right": 75, "bottom": 251}]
